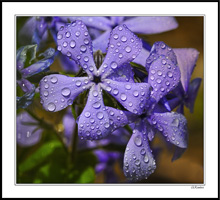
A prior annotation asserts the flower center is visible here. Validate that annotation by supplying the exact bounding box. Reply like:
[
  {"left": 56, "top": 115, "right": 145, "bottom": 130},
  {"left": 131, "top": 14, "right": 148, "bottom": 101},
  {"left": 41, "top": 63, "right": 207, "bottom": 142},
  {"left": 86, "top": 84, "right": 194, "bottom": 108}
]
[{"left": 93, "top": 75, "right": 101, "bottom": 84}]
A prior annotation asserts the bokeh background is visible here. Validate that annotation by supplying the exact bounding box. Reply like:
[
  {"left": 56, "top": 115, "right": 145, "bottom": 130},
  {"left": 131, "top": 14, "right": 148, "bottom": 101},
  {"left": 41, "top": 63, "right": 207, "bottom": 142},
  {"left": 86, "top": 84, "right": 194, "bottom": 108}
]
[{"left": 16, "top": 16, "right": 204, "bottom": 184}]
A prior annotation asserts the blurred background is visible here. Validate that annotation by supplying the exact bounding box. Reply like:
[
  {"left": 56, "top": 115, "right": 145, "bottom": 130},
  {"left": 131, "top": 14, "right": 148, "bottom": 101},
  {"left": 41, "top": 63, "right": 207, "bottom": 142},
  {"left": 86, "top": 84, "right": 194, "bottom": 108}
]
[{"left": 16, "top": 16, "right": 204, "bottom": 184}]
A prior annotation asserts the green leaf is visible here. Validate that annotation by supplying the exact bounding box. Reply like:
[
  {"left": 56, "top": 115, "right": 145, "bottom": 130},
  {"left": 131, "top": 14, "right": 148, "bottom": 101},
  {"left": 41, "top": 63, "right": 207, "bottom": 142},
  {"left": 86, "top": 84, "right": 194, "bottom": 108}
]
[
  {"left": 76, "top": 167, "right": 95, "bottom": 183},
  {"left": 18, "top": 140, "right": 62, "bottom": 173}
]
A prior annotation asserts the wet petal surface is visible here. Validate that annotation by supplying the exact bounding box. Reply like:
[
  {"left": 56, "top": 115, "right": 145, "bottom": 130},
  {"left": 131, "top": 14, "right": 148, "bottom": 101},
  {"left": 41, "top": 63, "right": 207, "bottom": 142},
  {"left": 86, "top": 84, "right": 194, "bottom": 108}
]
[
  {"left": 99, "top": 24, "right": 142, "bottom": 78},
  {"left": 123, "top": 120, "right": 156, "bottom": 182},
  {"left": 173, "top": 48, "right": 199, "bottom": 92},
  {"left": 77, "top": 84, "right": 111, "bottom": 140},
  {"left": 101, "top": 79, "right": 151, "bottom": 115},
  {"left": 123, "top": 16, "right": 178, "bottom": 34},
  {"left": 149, "top": 112, "right": 188, "bottom": 148},
  {"left": 92, "top": 30, "right": 111, "bottom": 53},
  {"left": 39, "top": 74, "right": 93, "bottom": 112},
  {"left": 148, "top": 55, "right": 181, "bottom": 103},
  {"left": 16, "top": 112, "right": 42, "bottom": 146},
  {"left": 57, "top": 20, "right": 97, "bottom": 77},
  {"left": 146, "top": 41, "right": 177, "bottom": 71}
]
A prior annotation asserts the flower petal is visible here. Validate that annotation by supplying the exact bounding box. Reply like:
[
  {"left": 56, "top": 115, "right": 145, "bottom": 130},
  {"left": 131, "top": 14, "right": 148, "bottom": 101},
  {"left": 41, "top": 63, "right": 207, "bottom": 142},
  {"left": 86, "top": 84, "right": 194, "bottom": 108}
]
[
  {"left": 92, "top": 30, "right": 111, "bottom": 53},
  {"left": 146, "top": 41, "right": 177, "bottom": 71},
  {"left": 123, "top": 120, "right": 156, "bottom": 182},
  {"left": 173, "top": 48, "right": 199, "bottom": 92},
  {"left": 77, "top": 84, "right": 111, "bottom": 140},
  {"left": 148, "top": 55, "right": 181, "bottom": 103},
  {"left": 57, "top": 20, "right": 97, "bottom": 77},
  {"left": 61, "top": 16, "right": 113, "bottom": 31},
  {"left": 101, "top": 79, "right": 151, "bottom": 115},
  {"left": 17, "top": 78, "right": 35, "bottom": 93},
  {"left": 132, "top": 47, "right": 150, "bottom": 67},
  {"left": 99, "top": 24, "right": 142, "bottom": 79},
  {"left": 123, "top": 16, "right": 178, "bottom": 34},
  {"left": 185, "top": 78, "right": 202, "bottom": 113},
  {"left": 20, "top": 48, "right": 55, "bottom": 78},
  {"left": 39, "top": 74, "right": 92, "bottom": 112},
  {"left": 149, "top": 112, "right": 188, "bottom": 148},
  {"left": 59, "top": 54, "right": 80, "bottom": 74},
  {"left": 111, "top": 16, "right": 125, "bottom": 25},
  {"left": 17, "top": 112, "right": 42, "bottom": 146},
  {"left": 172, "top": 146, "right": 187, "bottom": 162},
  {"left": 106, "top": 63, "right": 135, "bottom": 82},
  {"left": 63, "top": 108, "right": 76, "bottom": 147}
]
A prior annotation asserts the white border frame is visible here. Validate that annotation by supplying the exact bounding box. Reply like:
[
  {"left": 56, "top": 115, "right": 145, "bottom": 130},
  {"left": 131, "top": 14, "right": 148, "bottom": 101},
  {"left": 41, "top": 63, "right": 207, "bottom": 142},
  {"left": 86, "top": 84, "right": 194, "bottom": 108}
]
[{"left": 3, "top": 2, "right": 218, "bottom": 198}]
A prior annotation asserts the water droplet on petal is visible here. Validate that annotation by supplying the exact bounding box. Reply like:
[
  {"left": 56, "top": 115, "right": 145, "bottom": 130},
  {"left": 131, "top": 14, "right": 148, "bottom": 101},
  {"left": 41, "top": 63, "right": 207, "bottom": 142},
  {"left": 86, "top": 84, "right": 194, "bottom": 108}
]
[
  {"left": 44, "top": 91, "right": 49, "bottom": 97},
  {"left": 48, "top": 102, "right": 56, "bottom": 111},
  {"left": 96, "top": 130, "right": 102, "bottom": 135},
  {"left": 57, "top": 45, "right": 62, "bottom": 51},
  {"left": 167, "top": 71, "right": 173, "bottom": 78},
  {"left": 133, "top": 91, "right": 139, "bottom": 97},
  {"left": 113, "top": 34, "right": 119, "bottom": 39},
  {"left": 104, "top": 122, "right": 110, "bottom": 129},
  {"left": 93, "top": 90, "right": 98, "bottom": 97},
  {"left": 134, "top": 135, "right": 142, "bottom": 146},
  {"left": 125, "top": 84, "right": 131, "bottom": 90},
  {"left": 156, "top": 78, "right": 162, "bottom": 84},
  {"left": 61, "top": 88, "right": 71, "bottom": 97},
  {"left": 57, "top": 34, "right": 63, "bottom": 40},
  {"left": 121, "top": 36, "right": 127, "bottom": 42},
  {"left": 113, "top": 89, "right": 119, "bottom": 95},
  {"left": 157, "top": 70, "right": 162, "bottom": 76},
  {"left": 144, "top": 155, "right": 149, "bottom": 163},
  {"left": 96, "top": 112, "right": 104, "bottom": 120},
  {"left": 65, "top": 31, "right": 71, "bottom": 38},
  {"left": 135, "top": 159, "right": 140, "bottom": 166},
  {"left": 84, "top": 56, "right": 89, "bottom": 62},
  {"left": 120, "top": 93, "right": 127, "bottom": 101},
  {"left": 162, "top": 59, "right": 167, "bottom": 65},
  {"left": 140, "top": 149, "right": 146, "bottom": 155},
  {"left": 93, "top": 102, "right": 101, "bottom": 109},
  {"left": 84, "top": 111, "right": 91, "bottom": 118},
  {"left": 50, "top": 76, "right": 58, "bottom": 84},
  {"left": 125, "top": 46, "right": 131, "bottom": 53},
  {"left": 75, "top": 80, "right": 82, "bottom": 87},
  {"left": 172, "top": 118, "right": 179, "bottom": 127},
  {"left": 44, "top": 84, "right": 49, "bottom": 89},
  {"left": 63, "top": 41, "right": 68, "bottom": 48},
  {"left": 75, "top": 31, "right": 81, "bottom": 37},
  {"left": 70, "top": 40, "right": 76, "bottom": 48},
  {"left": 111, "top": 62, "right": 118, "bottom": 69},
  {"left": 80, "top": 45, "right": 87, "bottom": 52}
]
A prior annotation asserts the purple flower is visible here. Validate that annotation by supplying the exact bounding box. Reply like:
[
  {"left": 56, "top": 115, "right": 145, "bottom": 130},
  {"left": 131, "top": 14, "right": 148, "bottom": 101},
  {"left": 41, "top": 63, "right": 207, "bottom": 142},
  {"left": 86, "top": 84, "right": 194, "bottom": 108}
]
[
  {"left": 168, "top": 48, "right": 202, "bottom": 113},
  {"left": 58, "top": 16, "right": 178, "bottom": 68},
  {"left": 17, "top": 45, "right": 55, "bottom": 109},
  {"left": 39, "top": 20, "right": 151, "bottom": 140},
  {"left": 123, "top": 41, "right": 188, "bottom": 182},
  {"left": 16, "top": 111, "right": 42, "bottom": 146}
]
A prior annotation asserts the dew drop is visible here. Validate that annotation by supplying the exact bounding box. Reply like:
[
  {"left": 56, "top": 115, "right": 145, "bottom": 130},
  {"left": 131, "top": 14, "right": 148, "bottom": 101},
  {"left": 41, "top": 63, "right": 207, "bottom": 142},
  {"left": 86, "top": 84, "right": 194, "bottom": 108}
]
[
  {"left": 129, "top": 102, "right": 133, "bottom": 107},
  {"left": 111, "top": 61, "right": 118, "bottom": 69},
  {"left": 93, "top": 102, "right": 101, "bottom": 109},
  {"left": 125, "top": 84, "right": 131, "bottom": 90},
  {"left": 120, "top": 93, "right": 127, "bottom": 101},
  {"left": 113, "top": 89, "right": 119, "bottom": 95},
  {"left": 96, "top": 130, "right": 102, "bottom": 135},
  {"left": 90, "top": 118, "right": 95, "bottom": 124},
  {"left": 104, "top": 122, "right": 110, "bottom": 129},
  {"left": 80, "top": 45, "right": 87, "bottom": 52},
  {"left": 75, "top": 31, "right": 81, "bottom": 37},
  {"left": 65, "top": 31, "right": 71, "bottom": 38},
  {"left": 84, "top": 56, "right": 89, "bottom": 62},
  {"left": 92, "top": 90, "right": 98, "bottom": 97},
  {"left": 151, "top": 69, "right": 156, "bottom": 74},
  {"left": 75, "top": 80, "right": 82, "bottom": 87},
  {"left": 134, "top": 135, "right": 142, "bottom": 146},
  {"left": 157, "top": 70, "right": 162, "bottom": 76},
  {"left": 70, "top": 40, "right": 76, "bottom": 48},
  {"left": 44, "top": 84, "right": 49, "bottom": 89},
  {"left": 43, "top": 91, "right": 49, "bottom": 97},
  {"left": 84, "top": 38, "right": 89, "bottom": 45},
  {"left": 156, "top": 78, "right": 162, "bottom": 84},
  {"left": 121, "top": 36, "right": 127, "bottom": 42},
  {"left": 125, "top": 46, "right": 131, "bottom": 53},
  {"left": 57, "top": 34, "right": 63, "bottom": 40},
  {"left": 48, "top": 102, "right": 56, "bottom": 111},
  {"left": 167, "top": 71, "right": 173, "bottom": 78},
  {"left": 172, "top": 118, "right": 179, "bottom": 127},
  {"left": 84, "top": 111, "right": 91, "bottom": 118},
  {"left": 144, "top": 155, "right": 149, "bottom": 163},
  {"left": 140, "top": 149, "right": 146, "bottom": 155},
  {"left": 165, "top": 81, "right": 170, "bottom": 86},
  {"left": 162, "top": 59, "right": 167, "bottom": 65},
  {"left": 135, "top": 159, "right": 140, "bottom": 166},
  {"left": 61, "top": 88, "right": 71, "bottom": 97},
  {"left": 57, "top": 45, "right": 62, "bottom": 51},
  {"left": 63, "top": 41, "right": 68, "bottom": 48},
  {"left": 97, "top": 112, "right": 104, "bottom": 120},
  {"left": 133, "top": 91, "right": 139, "bottom": 97}
]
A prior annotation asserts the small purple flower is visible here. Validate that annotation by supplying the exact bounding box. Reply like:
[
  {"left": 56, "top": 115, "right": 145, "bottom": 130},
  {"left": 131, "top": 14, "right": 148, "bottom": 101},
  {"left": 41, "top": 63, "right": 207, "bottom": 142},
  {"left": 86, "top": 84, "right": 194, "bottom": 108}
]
[
  {"left": 123, "top": 41, "right": 188, "bottom": 182},
  {"left": 39, "top": 20, "right": 150, "bottom": 140},
  {"left": 168, "top": 48, "right": 202, "bottom": 113},
  {"left": 16, "top": 111, "right": 42, "bottom": 146},
  {"left": 16, "top": 45, "right": 55, "bottom": 109}
]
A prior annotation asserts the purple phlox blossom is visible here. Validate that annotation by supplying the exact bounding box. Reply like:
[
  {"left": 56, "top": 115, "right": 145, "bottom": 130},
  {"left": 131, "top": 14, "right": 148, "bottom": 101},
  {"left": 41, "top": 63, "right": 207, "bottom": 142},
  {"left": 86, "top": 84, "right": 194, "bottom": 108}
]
[
  {"left": 18, "top": 16, "right": 61, "bottom": 49},
  {"left": 167, "top": 48, "right": 201, "bottom": 114},
  {"left": 17, "top": 44, "right": 55, "bottom": 109},
  {"left": 16, "top": 111, "right": 43, "bottom": 147},
  {"left": 58, "top": 16, "right": 178, "bottom": 68},
  {"left": 39, "top": 20, "right": 151, "bottom": 141},
  {"left": 123, "top": 41, "right": 188, "bottom": 182}
]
